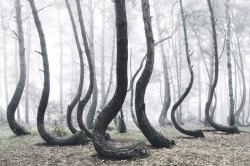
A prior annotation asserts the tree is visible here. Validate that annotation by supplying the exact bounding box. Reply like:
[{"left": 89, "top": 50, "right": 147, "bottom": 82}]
[
  {"left": 135, "top": 0, "right": 174, "bottom": 148},
  {"left": 170, "top": 0, "right": 204, "bottom": 138},
  {"left": 7, "top": 0, "right": 30, "bottom": 136},
  {"left": 92, "top": 0, "right": 149, "bottom": 159},
  {"left": 65, "top": 0, "right": 85, "bottom": 134},
  {"left": 226, "top": 0, "right": 235, "bottom": 126},
  {"left": 86, "top": 0, "right": 98, "bottom": 129},
  {"left": 153, "top": 0, "right": 172, "bottom": 126},
  {"left": 75, "top": 0, "right": 94, "bottom": 138},
  {"left": 29, "top": 0, "right": 88, "bottom": 145},
  {"left": 205, "top": 0, "right": 239, "bottom": 133}
]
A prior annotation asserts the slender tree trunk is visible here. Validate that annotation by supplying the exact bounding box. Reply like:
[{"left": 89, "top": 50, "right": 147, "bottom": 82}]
[
  {"left": 65, "top": 0, "right": 85, "bottom": 134},
  {"left": 86, "top": 0, "right": 98, "bottom": 129},
  {"left": 25, "top": 11, "right": 31, "bottom": 125},
  {"left": 205, "top": 0, "right": 239, "bottom": 133},
  {"left": 75, "top": 0, "right": 94, "bottom": 138},
  {"left": 170, "top": 0, "right": 204, "bottom": 138},
  {"left": 100, "top": 0, "right": 106, "bottom": 109},
  {"left": 198, "top": 60, "right": 202, "bottom": 121},
  {"left": 92, "top": 0, "right": 149, "bottom": 159},
  {"left": 7, "top": 0, "right": 30, "bottom": 136},
  {"left": 14, "top": 41, "right": 21, "bottom": 123},
  {"left": 135, "top": 0, "right": 174, "bottom": 148},
  {"left": 153, "top": 0, "right": 171, "bottom": 126},
  {"left": 29, "top": 0, "right": 88, "bottom": 145},
  {"left": 226, "top": 0, "right": 235, "bottom": 126}
]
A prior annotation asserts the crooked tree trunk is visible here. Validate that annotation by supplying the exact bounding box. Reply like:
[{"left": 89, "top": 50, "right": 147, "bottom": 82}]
[
  {"left": 7, "top": 0, "right": 30, "bottom": 136},
  {"left": 205, "top": 0, "right": 239, "bottom": 133},
  {"left": 75, "top": 0, "right": 94, "bottom": 138},
  {"left": 234, "top": 34, "right": 249, "bottom": 127},
  {"left": 171, "top": 0, "right": 204, "bottom": 138},
  {"left": 135, "top": 0, "right": 174, "bottom": 148},
  {"left": 65, "top": 0, "right": 84, "bottom": 134},
  {"left": 29, "top": 0, "right": 88, "bottom": 145},
  {"left": 14, "top": 41, "right": 20, "bottom": 123},
  {"left": 129, "top": 50, "right": 146, "bottom": 128},
  {"left": 92, "top": 0, "right": 149, "bottom": 159},
  {"left": 86, "top": 0, "right": 98, "bottom": 129},
  {"left": 153, "top": 0, "right": 171, "bottom": 127}
]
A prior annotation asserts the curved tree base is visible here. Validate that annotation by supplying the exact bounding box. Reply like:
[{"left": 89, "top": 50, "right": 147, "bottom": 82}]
[
  {"left": 8, "top": 121, "right": 30, "bottom": 136},
  {"left": 92, "top": 133, "right": 149, "bottom": 159},
  {"left": 205, "top": 103, "right": 240, "bottom": 134},
  {"left": 171, "top": 107, "right": 204, "bottom": 138},
  {"left": 38, "top": 127, "right": 89, "bottom": 146},
  {"left": 138, "top": 104, "right": 174, "bottom": 148},
  {"left": 67, "top": 105, "right": 79, "bottom": 134}
]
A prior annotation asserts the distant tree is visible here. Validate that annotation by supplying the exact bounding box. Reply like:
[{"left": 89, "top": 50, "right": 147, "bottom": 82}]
[
  {"left": 28, "top": 0, "right": 88, "bottom": 145},
  {"left": 205, "top": 0, "right": 239, "bottom": 133},
  {"left": 7, "top": 0, "right": 30, "bottom": 136},
  {"left": 92, "top": 0, "right": 149, "bottom": 159},
  {"left": 117, "top": 108, "right": 126, "bottom": 133}
]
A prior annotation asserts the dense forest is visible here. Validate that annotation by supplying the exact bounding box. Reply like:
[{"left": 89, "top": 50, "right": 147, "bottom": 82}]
[{"left": 0, "top": 0, "right": 250, "bottom": 165}]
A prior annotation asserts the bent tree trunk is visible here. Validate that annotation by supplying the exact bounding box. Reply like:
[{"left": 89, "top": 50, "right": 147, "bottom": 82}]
[
  {"left": 7, "top": 0, "right": 30, "bottom": 136},
  {"left": 205, "top": 0, "right": 239, "bottom": 133},
  {"left": 135, "top": 0, "right": 174, "bottom": 148},
  {"left": 65, "top": 0, "right": 84, "bottom": 134},
  {"left": 171, "top": 0, "right": 204, "bottom": 138},
  {"left": 86, "top": 0, "right": 98, "bottom": 129},
  {"left": 75, "top": 0, "right": 94, "bottom": 138},
  {"left": 29, "top": 0, "right": 88, "bottom": 145},
  {"left": 92, "top": 0, "right": 149, "bottom": 159}
]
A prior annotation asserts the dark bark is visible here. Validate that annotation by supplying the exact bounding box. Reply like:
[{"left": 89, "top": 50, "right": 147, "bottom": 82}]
[
  {"left": 75, "top": 0, "right": 94, "bottom": 138},
  {"left": 205, "top": 0, "right": 239, "bottom": 133},
  {"left": 129, "top": 50, "right": 146, "bottom": 128},
  {"left": 14, "top": 41, "right": 20, "bottom": 123},
  {"left": 170, "top": 0, "right": 204, "bottom": 138},
  {"left": 29, "top": 0, "right": 88, "bottom": 145},
  {"left": 118, "top": 108, "right": 126, "bottom": 133},
  {"left": 92, "top": 0, "right": 149, "bottom": 159},
  {"left": 65, "top": 0, "right": 84, "bottom": 134},
  {"left": 86, "top": 0, "right": 98, "bottom": 129},
  {"left": 135, "top": 0, "right": 174, "bottom": 148},
  {"left": 7, "top": 0, "right": 30, "bottom": 136}
]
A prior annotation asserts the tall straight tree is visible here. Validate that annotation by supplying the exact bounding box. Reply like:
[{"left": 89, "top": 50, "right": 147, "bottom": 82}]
[
  {"left": 7, "top": 0, "right": 30, "bottom": 136},
  {"left": 92, "top": 0, "right": 149, "bottom": 159},
  {"left": 153, "top": 0, "right": 171, "bottom": 126},
  {"left": 135, "top": 0, "right": 174, "bottom": 148},
  {"left": 205, "top": 0, "right": 239, "bottom": 133},
  {"left": 28, "top": 0, "right": 88, "bottom": 145},
  {"left": 25, "top": 9, "right": 32, "bottom": 125},
  {"left": 226, "top": 0, "right": 235, "bottom": 126}
]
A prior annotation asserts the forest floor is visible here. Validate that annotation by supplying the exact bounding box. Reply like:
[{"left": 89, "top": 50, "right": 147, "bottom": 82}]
[{"left": 0, "top": 124, "right": 250, "bottom": 166}]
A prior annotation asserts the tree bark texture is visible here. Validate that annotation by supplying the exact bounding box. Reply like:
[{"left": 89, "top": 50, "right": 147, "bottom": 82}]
[
  {"left": 135, "top": 0, "right": 174, "bottom": 148},
  {"left": 205, "top": 0, "right": 239, "bottom": 133},
  {"left": 92, "top": 0, "right": 149, "bottom": 159},
  {"left": 29, "top": 0, "right": 88, "bottom": 145},
  {"left": 171, "top": 0, "right": 204, "bottom": 138},
  {"left": 86, "top": 0, "right": 98, "bottom": 129},
  {"left": 65, "top": 0, "right": 84, "bottom": 134},
  {"left": 226, "top": 0, "right": 235, "bottom": 126},
  {"left": 7, "top": 0, "right": 30, "bottom": 136},
  {"left": 75, "top": 0, "right": 94, "bottom": 138}
]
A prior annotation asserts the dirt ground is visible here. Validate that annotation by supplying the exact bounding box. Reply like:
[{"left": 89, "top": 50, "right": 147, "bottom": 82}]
[{"left": 0, "top": 125, "right": 250, "bottom": 166}]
